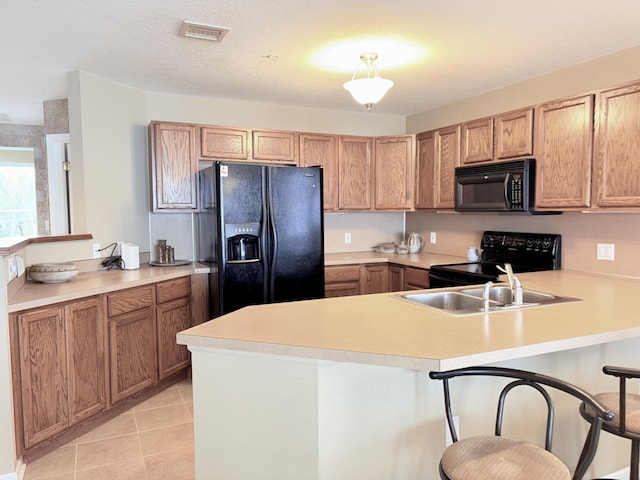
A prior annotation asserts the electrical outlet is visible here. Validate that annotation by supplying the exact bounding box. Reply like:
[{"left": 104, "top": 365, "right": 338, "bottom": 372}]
[
  {"left": 344, "top": 232, "right": 351, "bottom": 244},
  {"left": 92, "top": 243, "right": 101, "bottom": 259},
  {"left": 430, "top": 232, "right": 437, "bottom": 244},
  {"left": 596, "top": 243, "right": 615, "bottom": 261}
]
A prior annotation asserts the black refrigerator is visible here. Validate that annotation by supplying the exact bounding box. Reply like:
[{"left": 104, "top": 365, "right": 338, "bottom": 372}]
[{"left": 197, "top": 161, "right": 325, "bottom": 318}]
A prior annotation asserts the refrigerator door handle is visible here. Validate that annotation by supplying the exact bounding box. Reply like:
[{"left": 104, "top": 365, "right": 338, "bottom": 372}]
[
  {"left": 226, "top": 259, "right": 261, "bottom": 264},
  {"left": 267, "top": 176, "right": 278, "bottom": 300}
]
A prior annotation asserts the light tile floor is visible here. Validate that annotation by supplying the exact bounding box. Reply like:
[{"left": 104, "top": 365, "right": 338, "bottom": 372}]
[{"left": 24, "top": 377, "right": 194, "bottom": 480}]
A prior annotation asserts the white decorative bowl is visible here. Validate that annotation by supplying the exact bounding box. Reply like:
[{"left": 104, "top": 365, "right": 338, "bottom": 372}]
[{"left": 29, "top": 263, "right": 78, "bottom": 284}]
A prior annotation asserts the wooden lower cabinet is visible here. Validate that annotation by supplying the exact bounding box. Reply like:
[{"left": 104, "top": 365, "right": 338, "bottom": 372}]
[
  {"left": 11, "top": 275, "right": 197, "bottom": 457},
  {"left": 362, "top": 264, "right": 389, "bottom": 294},
  {"left": 405, "top": 267, "right": 430, "bottom": 290},
  {"left": 66, "top": 298, "right": 107, "bottom": 424},
  {"left": 156, "top": 277, "right": 192, "bottom": 380},
  {"left": 109, "top": 306, "right": 157, "bottom": 404},
  {"left": 12, "top": 296, "right": 105, "bottom": 449},
  {"left": 326, "top": 263, "right": 419, "bottom": 296},
  {"left": 388, "top": 265, "right": 405, "bottom": 292},
  {"left": 325, "top": 265, "right": 361, "bottom": 297}
]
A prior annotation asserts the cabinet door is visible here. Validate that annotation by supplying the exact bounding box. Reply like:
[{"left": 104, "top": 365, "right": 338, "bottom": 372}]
[
  {"left": 191, "top": 273, "right": 210, "bottom": 325},
  {"left": 65, "top": 297, "right": 106, "bottom": 424},
  {"left": 17, "top": 305, "right": 68, "bottom": 447},
  {"left": 415, "top": 131, "right": 436, "bottom": 208},
  {"left": 534, "top": 95, "right": 594, "bottom": 209},
  {"left": 374, "top": 135, "right": 415, "bottom": 210},
  {"left": 495, "top": 108, "right": 534, "bottom": 159},
  {"left": 200, "top": 126, "right": 249, "bottom": 159},
  {"left": 151, "top": 122, "right": 198, "bottom": 211},
  {"left": 461, "top": 118, "right": 493, "bottom": 164},
  {"left": 157, "top": 297, "right": 192, "bottom": 380},
  {"left": 594, "top": 83, "right": 640, "bottom": 207},
  {"left": 109, "top": 307, "right": 157, "bottom": 404},
  {"left": 388, "top": 265, "right": 405, "bottom": 292},
  {"left": 405, "top": 267, "right": 430, "bottom": 290},
  {"left": 252, "top": 130, "right": 298, "bottom": 164},
  {"left": 338, "top": 136, "right": 373, "bottom": 210},
  {"left": 362, "top": 265, "right": 389, "bottom": 294},
  {"left": 435, "top": 125, "right": 461, "bottom": 209},
  {"left": 300, "top": 134, "right": 339, "bottom": 211}
]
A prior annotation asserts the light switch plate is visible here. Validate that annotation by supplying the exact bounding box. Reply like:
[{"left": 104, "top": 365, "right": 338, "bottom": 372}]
[{"left": 596, "top": 243, "right": 615, "bottom": 261}]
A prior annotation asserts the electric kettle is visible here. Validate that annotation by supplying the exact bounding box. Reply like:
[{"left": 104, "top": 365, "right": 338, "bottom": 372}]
[{"left": 407, "top": 232, "right": 424, "bottom": 254}]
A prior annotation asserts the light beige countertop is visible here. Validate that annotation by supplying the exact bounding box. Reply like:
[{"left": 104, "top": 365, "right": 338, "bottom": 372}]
[
  {"left": 178, "top": 269, "right": 640, "bottom": 372},
  {"left": 8, "top": 262, "right": 208, "bottom": 312},
  {"left": 324, "top": 250, "right": 466, "bottom": 268}
]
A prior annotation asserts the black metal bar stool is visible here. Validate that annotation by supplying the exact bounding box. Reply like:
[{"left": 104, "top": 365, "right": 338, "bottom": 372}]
[
  {"left": 580, "top": 365, "right": 640, "bottom": 480},
  {"left": 430, "top": 366, "right": 614, "bottom": 480}
]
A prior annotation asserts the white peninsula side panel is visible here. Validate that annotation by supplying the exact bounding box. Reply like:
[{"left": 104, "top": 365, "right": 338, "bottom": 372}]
[{"left": 189, "top": 347, "right": 446, "bottom": 480}]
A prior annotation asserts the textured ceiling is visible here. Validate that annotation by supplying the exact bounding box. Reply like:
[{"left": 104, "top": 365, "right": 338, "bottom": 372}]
[{"left": 3, "top": 0, "right": 640, "bottom": 125}]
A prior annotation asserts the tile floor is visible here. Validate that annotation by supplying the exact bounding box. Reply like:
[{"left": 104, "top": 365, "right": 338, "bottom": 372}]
[{"left": 23, "top": 377, "right": 194, "bottom": 480}]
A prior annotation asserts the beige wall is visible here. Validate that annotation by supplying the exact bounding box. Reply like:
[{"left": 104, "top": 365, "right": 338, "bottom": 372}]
[
  {"left": 406, "top": 211, "right": 640, "bottom": 277},
  {"left": 406, "top": 44, "right": 640, "bottom": 133}
]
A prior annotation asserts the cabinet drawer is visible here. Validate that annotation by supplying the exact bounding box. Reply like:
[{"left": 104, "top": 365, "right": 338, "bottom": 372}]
[
  {"left": 156, "top": 277, "right": 191, "bottom": 304},
  {"left": 107, "top": 286, "right": 153, "bottom": 317},
  {"left": 405, "top": 267, "right": 430, "bottom": 289},
  {"left": 325, "top": 265, "right": 361, "bottom": 283}
]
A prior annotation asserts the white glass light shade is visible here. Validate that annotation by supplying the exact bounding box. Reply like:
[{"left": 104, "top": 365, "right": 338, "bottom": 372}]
[{"left": 343, "top": 77, "right": 394, "bottom": 109}]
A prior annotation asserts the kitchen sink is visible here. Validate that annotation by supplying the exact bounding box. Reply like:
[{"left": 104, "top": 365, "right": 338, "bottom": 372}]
[
  {"left": 400, "top": 291, "right": 489, "bottom": 312},
  {"left": 460, "top": 286, "right": 555, "bottom": 305},
  {"left": 395, "top": 287, "right": 581, "bottom": 315}
]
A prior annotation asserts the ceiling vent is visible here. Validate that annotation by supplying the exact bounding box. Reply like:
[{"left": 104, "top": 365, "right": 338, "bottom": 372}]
[{"left": 179, "top": 21, "right": 230, "bottom": 43}]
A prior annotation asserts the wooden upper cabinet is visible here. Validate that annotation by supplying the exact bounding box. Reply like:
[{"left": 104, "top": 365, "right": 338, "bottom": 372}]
[
  {"left": 374, "top": 135, "right": 415, "bottom": 210},
  {"left": 338, "top": 136, "right": 373, "bottom": 210},
  {"left": 461, "top": 117, "right": 493, "bottom": 164},
  {"left": 252, "top": 130, "right": 298, "bottom": 164},
  {"left": 495, "top": 107, "right": 534, "bottom": 159},
  {"left": 534, "top": 94, "right": 594, "bottom": 209},
  {"left": 415, "top": 126, "right": 460, "bottom": 209},
  {"left": 593, "top": 82, "right": 640, "bottom": 207},
  {"left": 299, "top": 134, "right": 339, "bottom": 211},
  {"left": 200, "top": 127, "right": 249, "bottom": 159},
  {"left": 150, "top": 122, "right": 198, "bottom": 212},
  {"left": 415, "top": 131, "right": 436, "bottom": 208}
]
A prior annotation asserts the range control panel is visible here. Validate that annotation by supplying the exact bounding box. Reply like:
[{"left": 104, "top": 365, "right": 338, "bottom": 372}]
[{"left": 481, "top": 231, "right": 560, "bottom": 254}]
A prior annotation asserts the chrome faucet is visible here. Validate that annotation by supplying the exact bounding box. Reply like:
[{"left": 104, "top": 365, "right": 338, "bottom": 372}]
[
  {"left": 483, "top": 281, "right": 494, "bottom": 311},
  {"left": 497, "top": 263, "right": 523, "bottom": 305}
]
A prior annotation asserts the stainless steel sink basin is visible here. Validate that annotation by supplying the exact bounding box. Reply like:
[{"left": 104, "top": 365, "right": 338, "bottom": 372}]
[
  {"left": 395, "top": 287, "right": 580, "bottom": 315},
  {"left": 399, "top": 291, "right": 490, "bottom": 312},
  {"left": 460, "top": 286, "right": 555, "bottom": 304}
]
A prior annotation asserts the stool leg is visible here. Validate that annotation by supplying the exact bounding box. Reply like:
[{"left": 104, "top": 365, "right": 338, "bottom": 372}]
[{"left": 631, "top": 439, "right": 640, "bottom": 480}]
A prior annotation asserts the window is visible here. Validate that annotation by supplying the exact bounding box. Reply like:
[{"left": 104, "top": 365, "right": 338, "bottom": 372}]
[{"left": 0, "top": 148, "right": 37, "bottom": 237}]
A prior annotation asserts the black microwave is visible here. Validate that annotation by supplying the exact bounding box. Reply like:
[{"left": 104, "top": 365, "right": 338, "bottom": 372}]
[{"left": 454, "top": 159, "right": 536, "bottom": 212}]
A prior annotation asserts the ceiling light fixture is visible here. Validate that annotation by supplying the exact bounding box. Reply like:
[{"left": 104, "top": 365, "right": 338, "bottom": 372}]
[{"left": 343, "top": 52, "right": 394, "bottom": 111}]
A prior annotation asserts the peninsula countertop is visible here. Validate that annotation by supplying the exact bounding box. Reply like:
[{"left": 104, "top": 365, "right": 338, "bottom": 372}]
[{"left": 178, "top": 269, "right": 640, "bottom": 372}]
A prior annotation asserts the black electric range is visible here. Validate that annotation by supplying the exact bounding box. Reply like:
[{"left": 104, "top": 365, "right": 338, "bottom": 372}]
[{"left": 428, "top": 231, "right": 561, "bottom": 288}]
